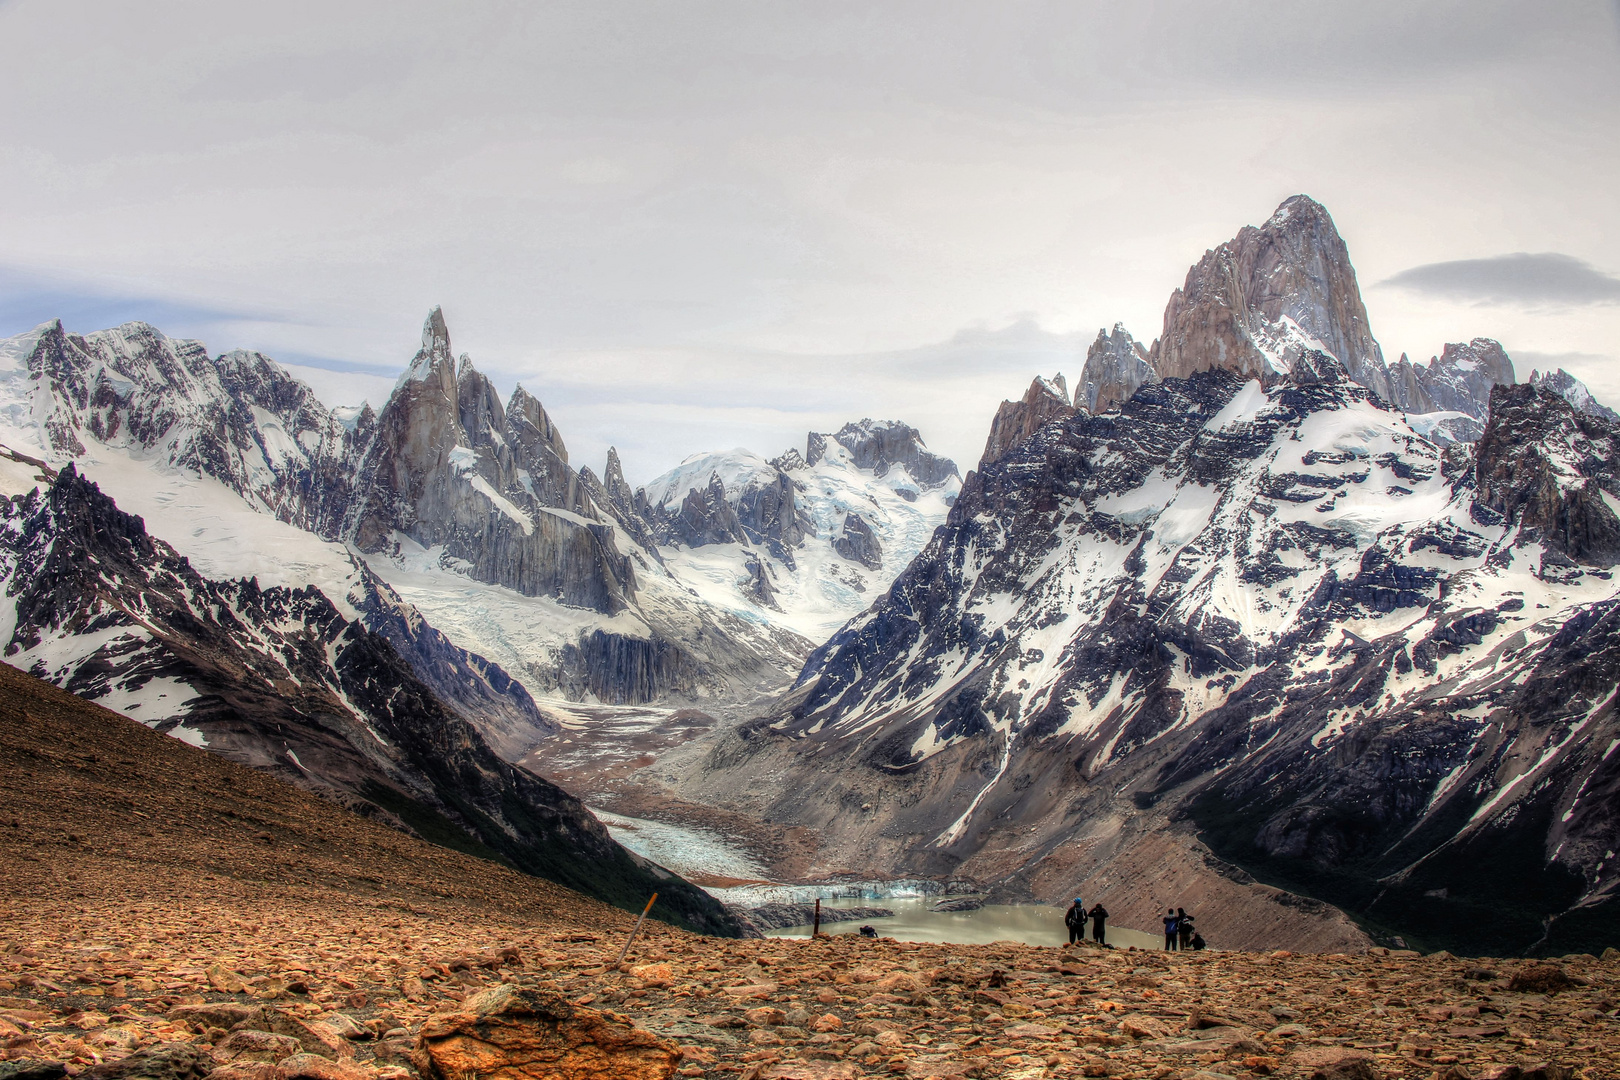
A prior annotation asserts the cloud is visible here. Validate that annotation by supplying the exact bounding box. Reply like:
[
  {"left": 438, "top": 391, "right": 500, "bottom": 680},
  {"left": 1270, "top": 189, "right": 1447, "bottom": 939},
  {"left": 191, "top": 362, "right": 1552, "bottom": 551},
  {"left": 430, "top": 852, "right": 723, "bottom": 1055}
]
[{"left": 1380, "top": 253, "right": 1620, "bottom": 306}]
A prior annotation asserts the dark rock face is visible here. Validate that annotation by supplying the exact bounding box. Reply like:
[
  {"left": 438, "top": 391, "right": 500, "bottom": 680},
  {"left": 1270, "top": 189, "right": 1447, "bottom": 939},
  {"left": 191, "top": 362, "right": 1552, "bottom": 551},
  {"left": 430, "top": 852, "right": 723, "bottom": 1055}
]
[
  {"left": 0, "top": 467, "right": 739, "bottom": 935},
  {"left": 981, "top": 376, "right": 1077, "bottom": 466},
  {"left": 345, "top": 311, "right": 636, "bottom": 613},
  {"left": 809, "top": 419, "right": 960, "bottom": 488},
  {"left": 1387, "top": 339, "right": 1517, "bottom": 419},
  {"left": 696, "top": 362, "right": 1620, "bottom": 954},
  {"left": 832, "top": 513, "right": 883, "bottom": 571}
]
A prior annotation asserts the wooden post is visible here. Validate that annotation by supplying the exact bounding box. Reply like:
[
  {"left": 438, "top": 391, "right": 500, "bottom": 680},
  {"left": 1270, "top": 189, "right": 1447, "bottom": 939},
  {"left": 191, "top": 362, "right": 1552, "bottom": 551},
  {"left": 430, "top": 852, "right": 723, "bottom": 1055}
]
[
  {"left": 615, "top": 893, "right": 658, "bottom": 966},
  {"left": 812, "top": 898, "right": 821, "bottom": 938}
]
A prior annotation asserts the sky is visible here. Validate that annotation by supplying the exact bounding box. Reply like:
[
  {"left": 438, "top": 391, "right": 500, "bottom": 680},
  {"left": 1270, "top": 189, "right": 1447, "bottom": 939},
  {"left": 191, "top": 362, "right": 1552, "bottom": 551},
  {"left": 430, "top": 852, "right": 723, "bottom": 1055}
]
[{"left": 1, "top": 0, "right": 1617, "bottom": 483}]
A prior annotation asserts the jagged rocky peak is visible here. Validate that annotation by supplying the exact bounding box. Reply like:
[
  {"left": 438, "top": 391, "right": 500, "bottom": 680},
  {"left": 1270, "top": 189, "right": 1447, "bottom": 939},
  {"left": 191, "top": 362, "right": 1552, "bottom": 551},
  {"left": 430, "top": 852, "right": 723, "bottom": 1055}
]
[
  {"left": 981, "top": 373, "right": 1078, "bottom": 465},
  {"left": 1530, "top": 367, "right": 1620, "bottom": 423},
  {"left": 345, "top": 307, "right": 640, "bottom": 613},
  {"left": 1475, "top": 381, "right": 1620, "bottom": 568},
  {"left": 1388, "top": 338, "right": 1516, "bottom": 420},
  {"left": 807, "top": 419, "right": 959, "bottom": 488},
  {"left": 1151, "top": 194, "right": 1391, "bottom": 400},
  {"left": 1080, "top": 324, "right": 1156, "bottom": 413}
]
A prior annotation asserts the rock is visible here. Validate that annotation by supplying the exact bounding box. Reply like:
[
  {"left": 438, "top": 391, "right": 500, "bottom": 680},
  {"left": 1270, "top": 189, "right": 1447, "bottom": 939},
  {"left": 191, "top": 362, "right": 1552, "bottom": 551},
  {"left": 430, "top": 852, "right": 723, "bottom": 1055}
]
[
  {"left": 1533, "top": 368, "right": 1620, "bottom": 422},
  {"left": 412, "top": 983, "right": 680, "bottom": 1080},
  {"left": 1119, "top": 1014, "right": 1171, "bottom": 1039},
  {"left": 206, "top": 1065, "right": 283, "bottom": 1080},
  {"left": 1390, "top": 339, "right": 1517, "bottom": 420},
  {"left": 79, "top": 1042, "right": 210, "bottom": 1080},
  {"left": 928, "top": 897, "right": 982, "bottom": 912},
  {"left": 275, "top": 1054, "right": 369, "bottom": 1080},
  {"left": 165, "top": 1004, "right": 263, "bottom": 1031},
  {"left": 761, "top": 1062, "right": 861, "bottom": 1080},
  {"left": 808, "top": 420, "right": 958, "bottom": 488},
  {"left": 1310, "top": 1064, "right": 1378, "bottom": 1080},
  {"left": 264, "top": 1013, "right": 351, "bottom": 1059},
  {"left": 207, "top": 965, "right": 251, "bottom": 994},
  {"left": 1508, "top": 964, "right": 1580, "bottom": 994},
  {"left": 831, "top": 513, "right": 882, "bottom": 571},
  {"left": 741, "top": 1008, "right": 785, "bottom": 1026},
  {"left": 211, "top": 1031, "right": 303, "bottom": 1064},
  {"left": 1152, "top": 194, "right": 1392, "bottom": 400},
  {"left": 1081, "top": 325, "right": 1157, "bottom": 413},
  {"left": 0, "top": 1063, "right": 67, "bottom": 1080},
  {"left": 1604, "top": 947, "right": 1620, "bottom": 962},
  {"left": 981, "top": 375, "right": 1077, "bottom": 465}
]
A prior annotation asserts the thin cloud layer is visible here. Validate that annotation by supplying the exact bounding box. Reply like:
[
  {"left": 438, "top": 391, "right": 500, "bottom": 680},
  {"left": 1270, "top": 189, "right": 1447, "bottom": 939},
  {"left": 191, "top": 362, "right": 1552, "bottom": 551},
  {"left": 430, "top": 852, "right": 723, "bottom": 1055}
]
[{"left": 1381, "top": 253, "right": 1620, "bottom": 306}]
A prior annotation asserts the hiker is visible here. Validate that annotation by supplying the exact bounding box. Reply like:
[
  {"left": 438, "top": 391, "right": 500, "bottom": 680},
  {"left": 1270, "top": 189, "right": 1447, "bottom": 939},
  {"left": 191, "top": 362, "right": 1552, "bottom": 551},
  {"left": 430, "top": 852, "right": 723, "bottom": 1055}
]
[
  {"left": 1064, "top": 897, "right": 1087, "bottom": 945},
  {"left": 1177, "top": 908, "right": 1195, "bottom": 950},
  {"left": 1190, "top": 931, "right": 1206, "bottom": 951},
  {"left": 858, "top": 925, "right": 878, "bottom": 939},
  {"left": 1163, "top": 909, "right": 1178, "bottom": 950},
  {"left": 1088, "top": 902, "right": 1108, "bottom": 945}
]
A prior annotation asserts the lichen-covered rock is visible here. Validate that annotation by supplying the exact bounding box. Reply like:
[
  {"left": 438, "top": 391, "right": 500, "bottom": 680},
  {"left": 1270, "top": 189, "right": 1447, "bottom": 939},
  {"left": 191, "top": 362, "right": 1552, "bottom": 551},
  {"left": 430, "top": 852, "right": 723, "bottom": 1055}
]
[
  {"left": 79, "top": 1043, "right": 209, "bottom": 1080},
  {"left": 412, "top": 984, "right": 679, "bottom": 1080}
]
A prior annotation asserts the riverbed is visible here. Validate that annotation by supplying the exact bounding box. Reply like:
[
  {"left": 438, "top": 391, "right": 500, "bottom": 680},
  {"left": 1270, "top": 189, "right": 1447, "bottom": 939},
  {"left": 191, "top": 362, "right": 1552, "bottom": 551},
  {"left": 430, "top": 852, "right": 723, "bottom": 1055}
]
[{"left": 763, "top": 896, "right": 1164, "bottom": 951}]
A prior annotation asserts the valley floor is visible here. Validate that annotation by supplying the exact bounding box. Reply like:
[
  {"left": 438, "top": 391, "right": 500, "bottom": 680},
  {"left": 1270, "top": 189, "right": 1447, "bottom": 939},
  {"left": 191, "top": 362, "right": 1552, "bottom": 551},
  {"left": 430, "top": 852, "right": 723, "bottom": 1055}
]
[{"left": 4, "top": 667, "right": 1617, "bottom": 1080}]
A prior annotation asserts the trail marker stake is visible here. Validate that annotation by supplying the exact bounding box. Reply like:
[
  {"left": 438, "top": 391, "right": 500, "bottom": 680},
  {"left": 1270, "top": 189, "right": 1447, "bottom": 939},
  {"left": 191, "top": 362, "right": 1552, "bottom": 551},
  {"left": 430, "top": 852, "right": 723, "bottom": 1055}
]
[
  {"left": 615, "top": 892, "right": 658, "bottom": 966},
  {"left": 812, "top": 897, "right": 821, "bottom": 938}
]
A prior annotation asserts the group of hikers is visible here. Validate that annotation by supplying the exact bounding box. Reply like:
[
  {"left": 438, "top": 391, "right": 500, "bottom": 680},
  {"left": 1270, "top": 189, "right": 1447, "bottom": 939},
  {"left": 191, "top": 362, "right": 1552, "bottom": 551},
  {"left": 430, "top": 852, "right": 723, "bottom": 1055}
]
[
  {"left": 1162, "top": 906, "right": 1205, "bottom": 950},
  {"left": 1062, "top": 898, "right": 1110, "bottom": 945},
  {"left": 1063, "top": 898, "right": 1206, "bottom": 950}
]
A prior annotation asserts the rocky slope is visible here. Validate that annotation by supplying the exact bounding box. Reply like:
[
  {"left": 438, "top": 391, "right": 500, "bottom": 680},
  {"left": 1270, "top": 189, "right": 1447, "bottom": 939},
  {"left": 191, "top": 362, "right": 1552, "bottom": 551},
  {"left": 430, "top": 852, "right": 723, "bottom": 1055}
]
[
  {"left": 637, "top": 422, "right": 961, "bottom": 643},
  {"left": 676, "top": 197, "right": 1620, "bottom": 957},
  {"left": 0, "top": 470, "right": 738, "bottom": 934},
  {"left": 3, "top": 686, "right": 1611, "bottom": 1080}
]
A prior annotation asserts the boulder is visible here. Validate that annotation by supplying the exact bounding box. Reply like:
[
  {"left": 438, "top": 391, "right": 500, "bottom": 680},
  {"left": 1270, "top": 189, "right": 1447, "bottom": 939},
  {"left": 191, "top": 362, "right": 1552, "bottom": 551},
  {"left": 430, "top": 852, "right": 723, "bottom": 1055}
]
[
  {"left": 79, "top": 1043, "right": 210, "bottom": 1080},
  {"left": 412, "top": 983, "right": 680, "bottom": 1080}
]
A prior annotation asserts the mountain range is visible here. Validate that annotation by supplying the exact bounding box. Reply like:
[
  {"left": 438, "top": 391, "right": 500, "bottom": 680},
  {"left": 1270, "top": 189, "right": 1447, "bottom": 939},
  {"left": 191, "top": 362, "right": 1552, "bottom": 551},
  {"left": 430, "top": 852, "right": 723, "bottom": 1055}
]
[
  {"left": 673, "top": 196, "right": 1620, "bottom": 956},
  {"left": 3, "top": 193, "right": 1616, "bottom": 955}
]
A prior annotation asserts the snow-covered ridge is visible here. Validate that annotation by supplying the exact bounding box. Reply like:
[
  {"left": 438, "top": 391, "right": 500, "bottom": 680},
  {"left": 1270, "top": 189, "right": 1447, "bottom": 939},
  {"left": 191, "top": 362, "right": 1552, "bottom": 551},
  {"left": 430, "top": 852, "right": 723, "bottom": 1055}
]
[{"left": 639, "top": 422, "right": 961, "bottom": 642}]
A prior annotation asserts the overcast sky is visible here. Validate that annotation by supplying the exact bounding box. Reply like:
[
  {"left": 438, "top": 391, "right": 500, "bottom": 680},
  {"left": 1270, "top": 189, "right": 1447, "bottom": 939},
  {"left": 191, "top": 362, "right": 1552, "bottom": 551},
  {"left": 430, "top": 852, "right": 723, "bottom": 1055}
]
[{"left": 2, "top": 1, "right": 1617, "bottom": 482}]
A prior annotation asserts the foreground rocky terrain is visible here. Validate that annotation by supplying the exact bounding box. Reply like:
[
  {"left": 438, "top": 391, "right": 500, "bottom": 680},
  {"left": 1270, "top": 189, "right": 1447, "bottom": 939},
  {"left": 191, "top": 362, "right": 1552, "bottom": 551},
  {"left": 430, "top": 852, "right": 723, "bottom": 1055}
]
[{"left": 3, "top": 663, "right": 1614, "bottom": 1080}]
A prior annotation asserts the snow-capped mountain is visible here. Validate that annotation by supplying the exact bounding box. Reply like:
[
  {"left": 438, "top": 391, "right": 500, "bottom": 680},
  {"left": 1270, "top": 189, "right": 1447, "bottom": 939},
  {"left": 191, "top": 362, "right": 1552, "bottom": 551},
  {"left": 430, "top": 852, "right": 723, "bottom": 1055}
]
[
  {"left": 1530, "top": 367, "right": 1620, "bottom": 423},
  {"left": 0, "top": 309, "right": 808, "bottom": 710},
  {"left": 678, "top": 197, "right": 1620, "bottom": 955},
  {"left": 0, "top": 454, "right": 738, "bottom": 933},
  {"left": 1051, "top": 197, "right": 1516, "bottom": 444},
  {"left": 636, "top": 420, "right": 961, "bottom": 642}
]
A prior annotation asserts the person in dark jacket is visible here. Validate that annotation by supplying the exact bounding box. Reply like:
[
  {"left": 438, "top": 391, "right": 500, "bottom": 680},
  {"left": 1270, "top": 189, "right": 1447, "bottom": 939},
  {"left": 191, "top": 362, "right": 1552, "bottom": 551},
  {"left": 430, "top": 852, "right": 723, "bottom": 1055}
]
[
  {"left": 1088, "top": 902, "right": 1109, "bottom": 945},
  {"left": 1176, "top": 908, "right": 1194, "bottom": 950},
  {"left": 1063, "top": 897, "right": 1087, "bottom": 945},
  {"left": 1190, "top": 932, "right": 1206, "bottom": 951},
  {"left": 1163, "top": 909, "right": 1179, "bottom": 950}
]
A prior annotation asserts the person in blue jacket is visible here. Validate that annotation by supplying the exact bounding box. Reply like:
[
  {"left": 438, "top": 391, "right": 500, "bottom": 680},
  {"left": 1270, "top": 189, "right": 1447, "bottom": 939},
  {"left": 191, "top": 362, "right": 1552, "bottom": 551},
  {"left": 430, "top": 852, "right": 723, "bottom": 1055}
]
[{"left": 1163, "top": 909, "right": 1179, "bottom": 950}]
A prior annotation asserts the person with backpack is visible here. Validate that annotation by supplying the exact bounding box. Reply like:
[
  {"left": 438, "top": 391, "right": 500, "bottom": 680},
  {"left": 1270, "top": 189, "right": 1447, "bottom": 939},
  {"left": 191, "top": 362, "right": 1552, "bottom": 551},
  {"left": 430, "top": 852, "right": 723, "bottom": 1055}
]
[
  {"left": 1163, "top": 909, "right": 1179, "bottom": 950},
  {"left": 1088, "top": 902, "right": 1109, "bottom": 945},
  {"left": 1176, "top": 908, "right": 1194, "bottom": 950},
  {"left": 1063, "top": 897, "right": 1087, "bottom": 945}
]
